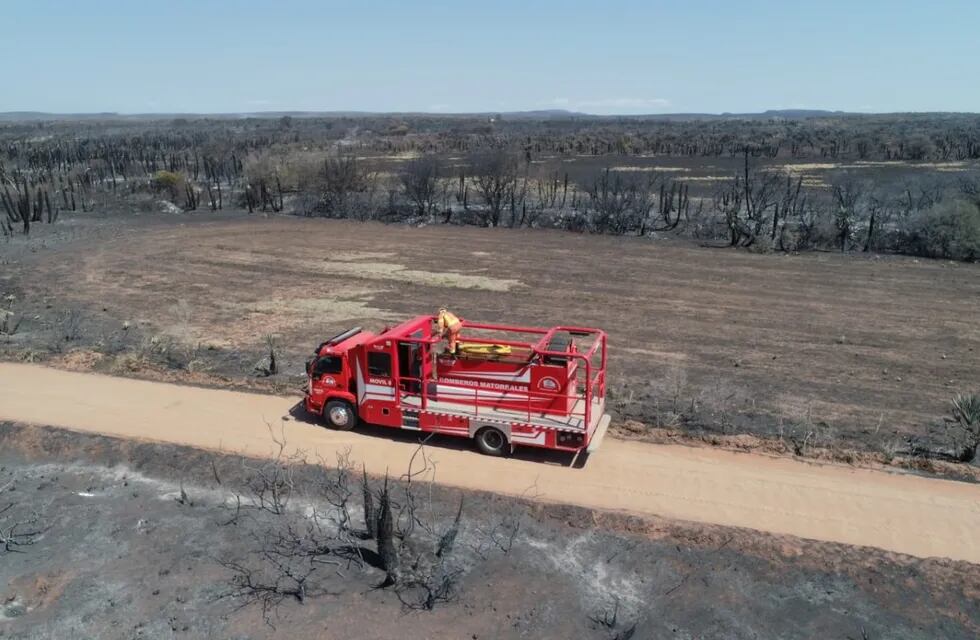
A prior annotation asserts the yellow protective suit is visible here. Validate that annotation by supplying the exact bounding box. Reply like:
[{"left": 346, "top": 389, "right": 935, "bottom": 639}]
[{"left": 436, "top": 309, "right": 462, "bottom": 353}]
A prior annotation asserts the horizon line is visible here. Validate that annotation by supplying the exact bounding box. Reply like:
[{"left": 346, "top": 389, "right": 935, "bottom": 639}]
[{"left": 3, "top": 108, "right": 980, "bottom": 120}]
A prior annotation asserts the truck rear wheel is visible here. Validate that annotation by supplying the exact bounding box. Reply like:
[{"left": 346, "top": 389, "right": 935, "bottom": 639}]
[
  {"left": 324, "top": 400, "right": 357, "bottom": 431},
  {"left": 475, "top": 426, "right": 508, "bottom": 457}
]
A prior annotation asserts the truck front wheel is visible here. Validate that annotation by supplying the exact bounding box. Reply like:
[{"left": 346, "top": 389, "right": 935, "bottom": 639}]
[
  {"left": 324, "top": 400, "right": 357, "bottom": 431},
  {"left": 475, "top": 427, "right": 508, "bottom": 457}
]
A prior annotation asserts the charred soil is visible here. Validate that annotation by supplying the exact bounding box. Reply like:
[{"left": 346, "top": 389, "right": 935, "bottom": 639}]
[{"left": 1, "top": 422, "right": 978, "bottom": 639}]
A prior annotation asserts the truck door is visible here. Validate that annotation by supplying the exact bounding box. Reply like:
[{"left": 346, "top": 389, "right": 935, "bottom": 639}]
[
  {"left": 366, "top": 346, "right": 394, "bottom": 394},
  {"left": 359, "top": 342, "right": 400, "bottom": 427},
  {"left": 398, "top": 341, "right": 423, "bottom": 395}
]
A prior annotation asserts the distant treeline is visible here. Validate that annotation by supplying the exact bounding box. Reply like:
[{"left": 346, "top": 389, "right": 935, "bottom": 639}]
[
  {"left": 5, "top": 112, "right": 980, "bottom": 162},
  {"left": 1, "top": 115, "right": 978, "bottom": 261}
]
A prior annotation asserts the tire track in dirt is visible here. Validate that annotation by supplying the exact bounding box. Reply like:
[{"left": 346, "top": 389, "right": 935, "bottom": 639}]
[{"left": 1, "top": 363, "right": 979, "bottom": 564}]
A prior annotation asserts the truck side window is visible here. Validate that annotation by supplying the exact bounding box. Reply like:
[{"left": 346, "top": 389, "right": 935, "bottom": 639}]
[
  {"left": 314, "top": 355, "right": 343, "bottom": 376},
  {"left": 368, "top": 352, "right": 392, "bottom": 377}
]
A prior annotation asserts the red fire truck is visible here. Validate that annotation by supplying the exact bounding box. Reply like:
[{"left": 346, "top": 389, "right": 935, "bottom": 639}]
[{"left": 305, "top": 314, "right": 610, "bottom": 462}]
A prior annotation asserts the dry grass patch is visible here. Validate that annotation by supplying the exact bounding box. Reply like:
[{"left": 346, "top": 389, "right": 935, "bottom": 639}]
[
  {"left": 615, "top": 346, "right": 689, "bottom": 363},
  {"left": 216, "top": 288, "right": 397, "bottom": 344},
  {"left": 247, "top": 295, "right": 398, "bottom": 325},
  {"left": 608, "top": 166, "right": 692, "bottom": 173},
  {"left": 357, "top": 151, "right": 422, "bottom": 162},
  {"left": 783, "top": 163, "right": 839, "bottom": 173},
  {"left": 209, "top": 248, "right": 523, "bottom": 292},
  {"left": 306, "top": 261, "right": 523, "bottom": 291}
]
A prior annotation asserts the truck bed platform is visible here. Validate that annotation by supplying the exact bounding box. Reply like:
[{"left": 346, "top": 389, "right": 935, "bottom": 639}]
[{"left": 400, "top": 395, "right": 606, "bottom": 433}]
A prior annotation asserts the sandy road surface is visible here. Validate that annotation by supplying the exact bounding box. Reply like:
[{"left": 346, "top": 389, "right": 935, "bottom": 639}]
[{"left": 2, "top": 363, "right": 978, "bottom": 564}]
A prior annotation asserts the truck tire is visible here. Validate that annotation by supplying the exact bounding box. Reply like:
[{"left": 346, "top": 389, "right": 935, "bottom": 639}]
[
  {"left": 323, "top": 400, "right": 357, "bottom": 431},
  {"left": 475, "top": 426, "right": 508, "bottom": 457}
]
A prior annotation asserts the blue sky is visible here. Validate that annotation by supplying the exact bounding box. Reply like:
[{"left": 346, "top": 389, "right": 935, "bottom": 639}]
[{"left": 2, "top": 0, "right": 978, "bottom": 114}]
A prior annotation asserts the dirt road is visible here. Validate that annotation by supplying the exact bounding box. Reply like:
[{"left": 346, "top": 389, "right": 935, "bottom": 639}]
[{"left": 2, "top": 363, "right": 978, "bottom": 564}]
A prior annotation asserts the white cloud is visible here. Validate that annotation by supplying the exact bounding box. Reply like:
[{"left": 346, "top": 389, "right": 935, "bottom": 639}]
[{"left": 548, "top": 97, "right": 671, "bottom": 113}]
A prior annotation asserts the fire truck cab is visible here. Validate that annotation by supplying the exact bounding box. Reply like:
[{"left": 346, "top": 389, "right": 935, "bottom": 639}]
[{"left": 305, "top": 314, "right": 610, "bottom": 461}]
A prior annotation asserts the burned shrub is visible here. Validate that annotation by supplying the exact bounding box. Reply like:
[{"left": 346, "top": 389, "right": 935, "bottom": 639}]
[
  {"left": 215, "top": 435, "right": 512, "bottom": 621},
  {"left": 943, "top": 393, "right": 980, "bottom": 462},
  {"left": 399, "top": 155, "right": 445, "bottom": 220},
  {"left": 898, "top": 200, "right": 980, "bottom": 261},
  {"left": 0, "top": 296, "right": 21, "bottom": 337},
  {"left": 579, "top": 168, "right": 655, "bottom": 235},
  {"left": 0, "top": 477, "right": 46, "bottom": 554},
  {"left": 468, "top": 149, "right": 521, "bottom": 227},
  {"left": 151, "top": 170, "right": 185, "bottom": 203},
  {"left": 312, "top": 155, "right": 377, "bottom": 219}
]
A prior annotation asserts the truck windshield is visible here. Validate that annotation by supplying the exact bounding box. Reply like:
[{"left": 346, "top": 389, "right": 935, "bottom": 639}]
[{"left": 313, "top": 355, "right": 343, "bottom": 375}]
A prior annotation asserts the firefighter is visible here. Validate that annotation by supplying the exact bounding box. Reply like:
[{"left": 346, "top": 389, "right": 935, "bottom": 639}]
[{"left": 435, "top": 306, "right": 462, "bottom": 354}]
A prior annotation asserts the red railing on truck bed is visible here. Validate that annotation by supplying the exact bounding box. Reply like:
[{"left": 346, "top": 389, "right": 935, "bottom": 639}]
[{"left": 374, "top": 320, "right": 607, "bottom": 432}]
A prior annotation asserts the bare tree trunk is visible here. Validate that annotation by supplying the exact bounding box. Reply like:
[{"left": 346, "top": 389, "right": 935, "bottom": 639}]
[
  {"left": 376, "top": 476, "right": 398, "bottom": 585},
  {"left": 361, "top": 466, "right": 376, "bottom": 539},
  {"left": 864, "top": 208, "right": 877, "bottom": 252}
]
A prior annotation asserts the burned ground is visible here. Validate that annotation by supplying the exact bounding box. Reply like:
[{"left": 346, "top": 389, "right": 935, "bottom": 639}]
[
  {"left": 1, "top": 211, "right": 978, "bottom": 460},
  {"left": 0, "top": 422, "right": 978, "bottom": 639}
]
